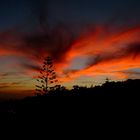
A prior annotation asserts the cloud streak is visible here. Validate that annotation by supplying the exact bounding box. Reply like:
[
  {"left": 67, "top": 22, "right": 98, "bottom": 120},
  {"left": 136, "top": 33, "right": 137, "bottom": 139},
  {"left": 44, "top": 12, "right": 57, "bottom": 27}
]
[
  {"left": 0, "top": 82, "right": 22, "bottom": 89},
  {"left": 1, "top": 24, "right": 140, "bottom": 83},
  {"left": 0, "top": 0, "right": 140, "bottom": 87}
]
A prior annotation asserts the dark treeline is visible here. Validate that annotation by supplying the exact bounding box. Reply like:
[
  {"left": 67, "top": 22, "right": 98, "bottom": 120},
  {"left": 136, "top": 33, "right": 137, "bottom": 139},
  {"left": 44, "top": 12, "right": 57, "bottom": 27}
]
[
  {"left": 46, "top": 79, "right": 140, "bottom": 97},
  {"left": 0, "top": 79, "right": 140, "bottom": 119}
]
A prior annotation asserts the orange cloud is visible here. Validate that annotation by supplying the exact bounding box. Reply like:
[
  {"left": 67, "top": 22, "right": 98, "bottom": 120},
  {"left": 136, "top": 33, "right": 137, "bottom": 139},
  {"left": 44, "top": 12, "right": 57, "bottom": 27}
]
[
  {"left": 57, "top": 25, "right": 140, "bottom": 83},
  {"left": 1, "top": 24, "right": 140, "bottom": 88}
]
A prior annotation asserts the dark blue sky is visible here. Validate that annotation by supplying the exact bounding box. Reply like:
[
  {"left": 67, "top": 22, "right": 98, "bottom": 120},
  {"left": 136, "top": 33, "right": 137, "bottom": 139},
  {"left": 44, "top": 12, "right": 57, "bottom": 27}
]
[{"left": 1, "top": 0, "right": 140, "bottom": 30}]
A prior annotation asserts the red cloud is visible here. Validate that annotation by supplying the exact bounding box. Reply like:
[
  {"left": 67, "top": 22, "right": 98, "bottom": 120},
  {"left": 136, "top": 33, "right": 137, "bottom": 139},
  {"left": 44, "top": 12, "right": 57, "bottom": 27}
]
[{"left": 0, "top": 24, "right": 140, "bottom": 86}]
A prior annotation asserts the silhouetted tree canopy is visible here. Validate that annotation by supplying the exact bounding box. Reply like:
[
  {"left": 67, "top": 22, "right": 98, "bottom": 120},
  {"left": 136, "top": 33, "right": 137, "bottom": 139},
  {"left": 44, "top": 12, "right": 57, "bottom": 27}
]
[{"left": 0, "top": 79, "right": 140, "bottom": 120}]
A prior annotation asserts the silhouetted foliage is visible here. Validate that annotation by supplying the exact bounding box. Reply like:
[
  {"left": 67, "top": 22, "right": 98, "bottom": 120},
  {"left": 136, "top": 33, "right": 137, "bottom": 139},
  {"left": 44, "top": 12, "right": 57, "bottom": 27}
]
[
  {"left": 35, "top": 56, "right": 58, "bottom": 95},
  {"left": 1, "top": 79, "right": 140, "bottom": 119}
]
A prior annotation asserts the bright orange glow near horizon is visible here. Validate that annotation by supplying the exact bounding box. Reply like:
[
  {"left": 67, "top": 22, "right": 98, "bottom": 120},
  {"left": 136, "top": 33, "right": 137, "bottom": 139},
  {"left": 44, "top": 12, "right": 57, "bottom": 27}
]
[{"left": 0, "top": 24, "right": 140, "bottom": 99}]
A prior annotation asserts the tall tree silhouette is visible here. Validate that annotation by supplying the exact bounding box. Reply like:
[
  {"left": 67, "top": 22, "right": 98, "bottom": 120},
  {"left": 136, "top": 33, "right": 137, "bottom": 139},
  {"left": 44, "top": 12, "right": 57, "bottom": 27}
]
[{"left": 35, "top": 56, "right": 58, "bottom": 95}]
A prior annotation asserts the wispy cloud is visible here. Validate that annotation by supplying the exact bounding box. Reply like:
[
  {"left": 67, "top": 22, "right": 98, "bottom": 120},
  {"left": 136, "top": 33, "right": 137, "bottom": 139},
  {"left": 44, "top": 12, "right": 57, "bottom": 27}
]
[
  {"left": 0, "top": 0, "right": 140, "bottom": 87},
  {"left": 0, "top": 82, "right": 22, "bottom": 89},
  {"left": 1, "top": 24, "right": 140, "bottom": 83}
]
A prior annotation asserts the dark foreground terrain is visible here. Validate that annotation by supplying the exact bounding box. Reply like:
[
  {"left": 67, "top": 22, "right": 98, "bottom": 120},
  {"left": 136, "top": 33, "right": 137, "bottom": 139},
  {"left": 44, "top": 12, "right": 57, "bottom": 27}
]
[{"left": 0, "top": 79, "right": 140, "bottom": 120}]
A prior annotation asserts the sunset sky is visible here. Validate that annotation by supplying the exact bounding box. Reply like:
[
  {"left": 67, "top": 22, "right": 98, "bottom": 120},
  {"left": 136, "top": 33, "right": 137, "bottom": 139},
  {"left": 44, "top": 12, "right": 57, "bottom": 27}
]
[{"left": 0, "top": 0, "right": 140, "bottom": 99}]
